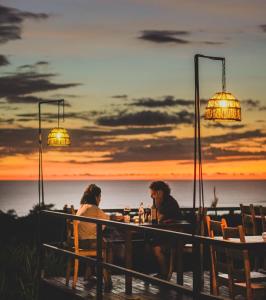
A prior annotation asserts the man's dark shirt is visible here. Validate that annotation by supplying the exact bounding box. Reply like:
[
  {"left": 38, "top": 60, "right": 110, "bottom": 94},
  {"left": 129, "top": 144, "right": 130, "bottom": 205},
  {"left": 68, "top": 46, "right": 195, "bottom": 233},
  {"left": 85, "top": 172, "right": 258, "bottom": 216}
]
[{"left": 157, "top": 195, "right": 181, "bottom": 223}]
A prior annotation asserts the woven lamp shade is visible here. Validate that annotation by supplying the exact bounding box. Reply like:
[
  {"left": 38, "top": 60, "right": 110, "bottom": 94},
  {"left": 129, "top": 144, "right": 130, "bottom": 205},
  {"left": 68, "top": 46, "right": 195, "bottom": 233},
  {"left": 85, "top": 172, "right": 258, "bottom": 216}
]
[
  {"left": 47, "top": 127, "right": 71, "bottom": 146},
  {"left": 204, "top": 91, "right": 241, "bottom": 121}
]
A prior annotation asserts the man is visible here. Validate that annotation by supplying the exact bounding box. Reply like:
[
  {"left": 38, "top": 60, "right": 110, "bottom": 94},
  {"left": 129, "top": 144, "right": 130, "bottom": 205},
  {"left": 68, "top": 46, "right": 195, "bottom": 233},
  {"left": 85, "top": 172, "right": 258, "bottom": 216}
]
[
  {"left": 150, "top": 181, "right": 181, "bottom": 224},
  {"left": 149, "top": 181, "right": 181, "bottom": 279}
]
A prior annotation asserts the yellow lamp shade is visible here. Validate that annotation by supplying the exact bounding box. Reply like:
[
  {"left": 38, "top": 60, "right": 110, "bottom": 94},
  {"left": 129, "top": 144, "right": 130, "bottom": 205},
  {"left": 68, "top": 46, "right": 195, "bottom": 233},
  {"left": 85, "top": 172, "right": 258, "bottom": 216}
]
[
  {"left": 47, "top": 127, "right": 71, "bottom": 146},
  {"left": 204, "top": 91, "right": 241, "bottom": 121}
]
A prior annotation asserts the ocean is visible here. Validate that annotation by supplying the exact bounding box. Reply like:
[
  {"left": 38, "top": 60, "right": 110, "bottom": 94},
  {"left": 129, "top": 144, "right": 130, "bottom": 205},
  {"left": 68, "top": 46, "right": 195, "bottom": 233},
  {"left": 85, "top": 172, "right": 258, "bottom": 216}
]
[{"left": 0, "top": 180, "right": 265, "bottom": 216}]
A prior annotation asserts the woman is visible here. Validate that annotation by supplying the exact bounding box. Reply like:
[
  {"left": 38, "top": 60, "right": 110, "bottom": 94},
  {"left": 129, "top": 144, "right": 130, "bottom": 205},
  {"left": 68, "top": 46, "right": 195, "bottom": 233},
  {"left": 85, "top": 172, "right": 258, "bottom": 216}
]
[
  {"left": 76, "top": 184, "right": 112, "bottom": 290},
  {"left": 76, "top": 184, "right": 109, "bottom": 249}
]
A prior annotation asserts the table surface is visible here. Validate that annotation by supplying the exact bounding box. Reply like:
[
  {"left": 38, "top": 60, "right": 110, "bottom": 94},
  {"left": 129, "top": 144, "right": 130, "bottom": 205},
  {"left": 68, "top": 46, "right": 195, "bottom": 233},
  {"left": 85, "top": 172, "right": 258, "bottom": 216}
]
[{"left": 215, "top": 235, "right": 266, "bottom": 243}]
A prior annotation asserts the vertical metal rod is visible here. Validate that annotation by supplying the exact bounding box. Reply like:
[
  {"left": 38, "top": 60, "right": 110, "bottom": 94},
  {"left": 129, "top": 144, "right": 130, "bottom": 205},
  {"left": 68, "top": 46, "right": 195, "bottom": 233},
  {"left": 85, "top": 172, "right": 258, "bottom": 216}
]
[
  {"left": 96, "top": 223, "right": 103, "bottom": 300},
  {"left": 62, "top": 100, "right": 65, "bottom": 122},
  {"left": 193, "top": 55, "right": 199, "bottom": 233},
  {"left": 57, "top": 101, "right": 60, "bottom": 128},
  {"left": 222, "top": 59, "right": 226, "bottom": 92},
  {"left": 38, "top": 102, "right": 44, "bottom": 207}
]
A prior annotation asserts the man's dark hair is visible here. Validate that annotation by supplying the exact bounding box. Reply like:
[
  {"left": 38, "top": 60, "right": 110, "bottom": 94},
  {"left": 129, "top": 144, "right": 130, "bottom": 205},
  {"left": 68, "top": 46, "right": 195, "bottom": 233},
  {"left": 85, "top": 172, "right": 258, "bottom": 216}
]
[
  {"left": 80, "top": 184, "right": 101, "bottom": 205},
  {"left": 149, "top": 181, "right": 171, "bottom": 196}
]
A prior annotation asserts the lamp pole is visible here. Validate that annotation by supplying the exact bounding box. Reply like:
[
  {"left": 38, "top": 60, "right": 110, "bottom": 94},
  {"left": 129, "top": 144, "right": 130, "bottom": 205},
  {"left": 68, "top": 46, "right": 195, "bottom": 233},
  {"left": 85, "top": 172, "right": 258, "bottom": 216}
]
[
  {"left": 38, "top": 99, "right": 64, "bottom": 207},
  {"left": 192, "top": 54, "right": 226, "bottom": 297},
  {"left": 193, "top": 54, "right": 225, "bottom": 226}
]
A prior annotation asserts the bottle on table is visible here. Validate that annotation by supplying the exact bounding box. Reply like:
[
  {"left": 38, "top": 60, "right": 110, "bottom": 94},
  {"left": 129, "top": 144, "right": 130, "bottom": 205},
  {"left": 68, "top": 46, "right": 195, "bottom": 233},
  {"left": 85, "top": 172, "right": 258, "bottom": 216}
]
[
  {"left": 145, "top": 205, "right": 151, "bottom": 223},
  {"left": 138, "top": 202, "right": 145, "bottom": 224},
  {"left": 151, "top": 199, "right": 158, "bottom": 225},
  {"left": 123, "top": 206, "right": 131, "bottom": 223}
]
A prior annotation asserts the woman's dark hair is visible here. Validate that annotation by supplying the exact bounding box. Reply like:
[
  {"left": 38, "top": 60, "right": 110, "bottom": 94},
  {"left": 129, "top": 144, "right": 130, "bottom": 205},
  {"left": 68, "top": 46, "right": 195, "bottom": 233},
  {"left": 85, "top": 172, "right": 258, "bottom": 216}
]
[
  {"left": 149, "top": 181, "right": 171, "bottom": 197},
  {"left": 80, "top": 184, "right": 101, "bottom": 205}
]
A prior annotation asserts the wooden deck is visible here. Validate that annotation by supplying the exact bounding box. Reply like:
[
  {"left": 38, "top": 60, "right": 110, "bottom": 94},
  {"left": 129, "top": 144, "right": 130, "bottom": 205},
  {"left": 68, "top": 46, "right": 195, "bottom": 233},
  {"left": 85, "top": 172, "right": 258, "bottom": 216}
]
[{"left": 41, "top": 271, "right": 232, "bottom": 300}]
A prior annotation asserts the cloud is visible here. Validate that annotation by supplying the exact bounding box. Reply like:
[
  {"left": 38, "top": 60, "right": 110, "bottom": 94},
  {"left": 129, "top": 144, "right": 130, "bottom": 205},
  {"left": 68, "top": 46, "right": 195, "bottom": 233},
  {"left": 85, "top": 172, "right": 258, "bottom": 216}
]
[
  {"left": 100, "top": 136, "right": 193, "bottom": 162},
  {"left": 204, "top": 129, "right": 265, "bottom": 144},
  {"left": 203, "top": 41, "right": 223, "bottom": 45},
  {"left": 239, "top": 99, "right": 266, "bottom": 112},
  {"left": 242, "top": 99, "right": 261, "bottom": 110},
  {"left": 0, "top": 68, "right": 80, "bottom": 104},
  {"left": 0, "top": 127, "right": 265, "bottom": 164},
  {"left": 0, "top": 4, "right": 48, "bottom": 44},
  {"left": 138, "top": 30, "right": 223, "bottom": 46},
  {"left": 111, "top": 94, "right": 128, "bottom": 100},
  {"left": 16, "top": 110, "right": 107, "bottom": 123},
  {"left": 138, "top": 30, "right": 190, "bottom": 44},
  {"left": 205, "top": 122, "right": 245, "bottom": 130},
  {"left": 36, "top": 61, "right": 49, "bottom": 66},
  {"left": 0, "top": 117, "right": 14, "bottom": 125},
  {"left": 131, "top": 96, "right": 194, "bottom": 108},
  {"left": 0, "top": 54, "right": 9, "bottom": 66},
  {"left": 101, "top": 129, "right": 266, "bottom": 163},
  {"left": 259, "top": 24, "right": 266, "bottom": 32},
  {"left": 204, "top": 147, "right": 266, "bottom": 161},
  {"left": 0, "top": 128, "right": 37, "bottom": 157},
  {"left": 18, "top": 61, "right": 49, "bottom": 71},
  {"left": 96, "top": 110, "right": 193, "bottom": 126}
]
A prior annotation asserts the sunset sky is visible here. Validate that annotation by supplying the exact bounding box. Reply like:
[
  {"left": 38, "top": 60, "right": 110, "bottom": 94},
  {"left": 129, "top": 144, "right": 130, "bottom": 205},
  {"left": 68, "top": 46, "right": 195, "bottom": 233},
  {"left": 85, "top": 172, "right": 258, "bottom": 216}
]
[{"left": 0, "top": 0, "right": 266, "bottom": 180}]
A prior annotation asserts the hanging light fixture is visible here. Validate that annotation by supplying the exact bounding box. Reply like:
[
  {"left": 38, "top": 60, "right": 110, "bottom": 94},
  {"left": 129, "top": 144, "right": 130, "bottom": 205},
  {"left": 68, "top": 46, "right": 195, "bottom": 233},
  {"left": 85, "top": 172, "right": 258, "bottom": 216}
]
[
  {"left": 47, "top": 100, "right": 71, "bottom": 146},
  {"left": 47, "top": 127, "right": 71, "bottom": 146},
  {"left": 204, "top": 91, "right": 241, "bottom": 121},
  {"left": 204, "top": 59, "right": 241, "bottom": 121}
]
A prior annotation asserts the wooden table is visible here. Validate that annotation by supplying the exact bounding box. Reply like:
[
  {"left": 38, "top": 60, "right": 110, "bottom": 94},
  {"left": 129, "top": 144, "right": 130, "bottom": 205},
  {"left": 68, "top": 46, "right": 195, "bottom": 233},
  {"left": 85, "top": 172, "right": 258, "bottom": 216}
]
[
  {"left": 124, "top": 221, "right": 192, "bottom": 295},
  {"left": 215, "top": 235, "right": 266, "bottom": 243}
]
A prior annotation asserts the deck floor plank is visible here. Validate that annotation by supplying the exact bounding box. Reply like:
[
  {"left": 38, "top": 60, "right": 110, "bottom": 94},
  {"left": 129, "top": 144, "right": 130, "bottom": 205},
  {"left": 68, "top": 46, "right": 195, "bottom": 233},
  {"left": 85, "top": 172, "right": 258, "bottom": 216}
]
[{"left": 42, "top": 271, "right": 231, "bottom": 299}]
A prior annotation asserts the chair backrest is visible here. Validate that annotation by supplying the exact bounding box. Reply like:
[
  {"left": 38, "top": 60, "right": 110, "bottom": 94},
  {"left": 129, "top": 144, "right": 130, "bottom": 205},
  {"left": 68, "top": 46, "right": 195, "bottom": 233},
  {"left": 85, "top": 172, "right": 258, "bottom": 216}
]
[
  {"left": 206, "top": 216, "right": 227, "bottom": 238},
  {"left": 240, "top": 204, "right": 257, "bottom": 235},
  {"left": 73, "top": 220, "right": 80, "bottom": 254},
  {"left": 195, "top": 207, "right": 207, "bottom": 235},
  {"left": 222, "top": 225, "right": 251, "bottom": 296},
  {"left": 252, "top": 205, "right": 265, "bottom": 234},
  {"left": 223, "top": 225, "right": 246, "bottom": 241},
  {"left": 64, "top": 205, "right": 76, "bottom": 247},
  {"left": 206, "top": 216, "right": 228, "bottom": 296}
]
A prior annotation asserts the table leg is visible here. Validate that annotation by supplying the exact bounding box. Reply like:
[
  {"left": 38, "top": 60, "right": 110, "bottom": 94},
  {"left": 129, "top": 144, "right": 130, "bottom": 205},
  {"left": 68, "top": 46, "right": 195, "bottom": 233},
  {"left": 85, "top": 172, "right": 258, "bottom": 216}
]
[
  {"left": 125, "top": 230, "right": 132, "bottom": 295},
  {"left": 176, "top": 240, "right": 184, "bottom": 285}
]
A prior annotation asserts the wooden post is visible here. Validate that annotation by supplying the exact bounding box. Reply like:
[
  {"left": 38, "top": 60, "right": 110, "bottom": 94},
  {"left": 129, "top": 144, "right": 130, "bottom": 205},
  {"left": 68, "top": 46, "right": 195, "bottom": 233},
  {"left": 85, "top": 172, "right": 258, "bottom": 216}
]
[
  {"left": 96, "top": 224, "right": 103, "bottom": 300},
  {"left": 192, "top": 238, "right": 202, "bottom": 299},
  {"left": 176, "top": 240, "right": 184, "bottom": 285},
  {"left": 125, "top": 230, "right": 133, "bottom": 295}
]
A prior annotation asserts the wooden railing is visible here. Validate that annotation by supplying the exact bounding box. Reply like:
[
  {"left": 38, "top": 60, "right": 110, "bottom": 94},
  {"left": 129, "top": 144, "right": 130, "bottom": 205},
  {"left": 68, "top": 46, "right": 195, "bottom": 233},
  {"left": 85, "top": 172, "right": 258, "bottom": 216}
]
[{"left": 40, "top": 209, "right": 265, "bottom": 300}]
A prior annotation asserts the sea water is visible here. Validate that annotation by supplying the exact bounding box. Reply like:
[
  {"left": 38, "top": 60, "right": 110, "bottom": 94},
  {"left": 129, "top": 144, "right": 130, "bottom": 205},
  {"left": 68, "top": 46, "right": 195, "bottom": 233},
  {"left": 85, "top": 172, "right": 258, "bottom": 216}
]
[{"left": 0, "top": 180, "right": 265, "bottom": 216}]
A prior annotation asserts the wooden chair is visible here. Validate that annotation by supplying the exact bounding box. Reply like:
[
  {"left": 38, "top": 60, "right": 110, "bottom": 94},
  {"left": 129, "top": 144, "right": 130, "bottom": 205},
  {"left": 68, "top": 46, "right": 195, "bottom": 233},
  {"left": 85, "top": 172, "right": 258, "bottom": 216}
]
[
  {"left": 169, "top": 208, "right": 207, "bottom": 284},
  {"left": 240, "top": 204, "right": 257, "bottom": 236},
  {"left": 65, "top": 212, "right": 112, "bottom": 290},
  {"left": 223, "top": 226, "right": 266, "bottom": 300},
  {"left": 206, "top": 216, "right": 227, "bottom": 238},
  {"left": 206, "top": 216, "right": 228, "bottom": 296},
  {"left": 259, "top": 206, "right": 266, "bottom": 272}
]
